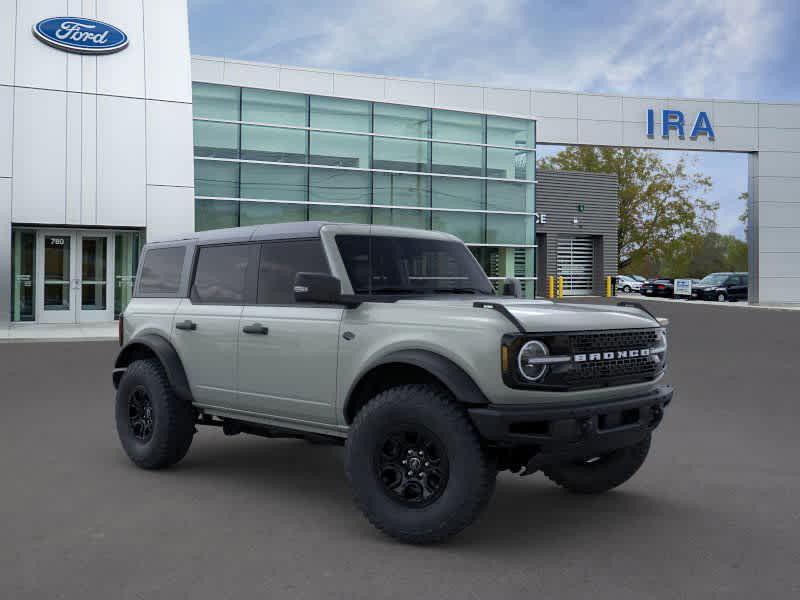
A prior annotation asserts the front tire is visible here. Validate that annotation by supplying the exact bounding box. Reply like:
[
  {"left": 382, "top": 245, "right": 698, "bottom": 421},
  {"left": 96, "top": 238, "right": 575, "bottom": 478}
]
[
  {"left": 622, "top": 285, "right": 632, "bottom": 293},
  {"left": 542, "top": 435, "right": 651, "bottom": 494},
  {"left": 717, "top": 292, "right": 727, "bottom": 302},
  {"left": 345, "top": 384, "right": 496, "bottom": 544},
  {"left": 115, "top": 359, "right": 195, "bottom": 470}
]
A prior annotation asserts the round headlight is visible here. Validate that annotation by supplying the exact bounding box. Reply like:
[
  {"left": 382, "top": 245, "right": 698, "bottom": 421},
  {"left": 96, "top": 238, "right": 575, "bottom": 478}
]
[{"left": 518, "top": 340, "right": 550, "bottom": 382}]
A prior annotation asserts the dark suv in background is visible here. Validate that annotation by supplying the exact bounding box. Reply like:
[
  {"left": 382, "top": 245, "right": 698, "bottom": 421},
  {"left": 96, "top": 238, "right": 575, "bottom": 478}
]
[
  {"left": 640, "top": 279, "right": 674, "bottom": 298},
  {"left": 691, "top": 272, "right": 749, "bottom": 302}
]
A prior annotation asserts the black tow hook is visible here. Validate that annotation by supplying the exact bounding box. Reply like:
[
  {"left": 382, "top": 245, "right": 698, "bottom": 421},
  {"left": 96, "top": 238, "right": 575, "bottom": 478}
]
[
  {"left": 649, "top": 405, "right": 664, "bottom": 427},
  {"left": 579, "top": 418, "right": 594, "bottom": 438}
]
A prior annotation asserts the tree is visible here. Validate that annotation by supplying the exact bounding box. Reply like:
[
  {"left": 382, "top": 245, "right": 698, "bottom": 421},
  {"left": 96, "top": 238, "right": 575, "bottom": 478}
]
[{"left": 538, "top": 147, "right": 718, "bottom": 270}]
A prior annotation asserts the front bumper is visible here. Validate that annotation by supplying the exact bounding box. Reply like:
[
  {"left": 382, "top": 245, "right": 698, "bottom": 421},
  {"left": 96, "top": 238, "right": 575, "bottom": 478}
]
[{"left": 468, "top": 385, "right": 673, "bottom": 464}]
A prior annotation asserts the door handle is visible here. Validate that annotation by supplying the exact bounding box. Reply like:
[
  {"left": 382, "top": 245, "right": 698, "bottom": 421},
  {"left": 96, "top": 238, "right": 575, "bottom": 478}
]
[
  {"left": 242, "top": 323, "right": 269, "bottom": 335},
  {"left": 175, "top": 320, "right": 197, "bottom": 331}
]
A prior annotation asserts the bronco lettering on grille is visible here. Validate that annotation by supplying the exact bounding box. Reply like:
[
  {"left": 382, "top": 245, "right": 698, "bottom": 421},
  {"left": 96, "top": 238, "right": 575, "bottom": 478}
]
[{"left": 574, "top": 348, "right": 652, "bottom": 362}]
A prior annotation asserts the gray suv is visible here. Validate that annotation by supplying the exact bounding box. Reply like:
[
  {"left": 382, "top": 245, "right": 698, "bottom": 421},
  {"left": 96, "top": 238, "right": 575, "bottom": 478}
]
[{"left": 113, "top": 222, "right": 673, "bottom": 544}]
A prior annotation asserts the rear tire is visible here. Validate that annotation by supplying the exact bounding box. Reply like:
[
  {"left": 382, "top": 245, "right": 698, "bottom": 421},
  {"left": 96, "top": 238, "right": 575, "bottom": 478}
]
[
  {"left": 542, "top": 435, "right": 651, "bottom": 494},
  {"left": 115, "top": 359, "right": 195, "bottom": 470},
  {"left": 345, "top": 384, "right": 496, "bottom": 544}
]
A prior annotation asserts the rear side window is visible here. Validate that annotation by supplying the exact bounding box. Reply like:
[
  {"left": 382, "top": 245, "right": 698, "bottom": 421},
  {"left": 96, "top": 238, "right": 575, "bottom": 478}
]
[
  {"left": 137, "top": 246, "right": 186, "bottom": 295},
  {"left": 191, "top": 244, "right": 254, "bottom": 304},
  {"left": 257, "top": 240, "right": 330, "bottom": 304}
]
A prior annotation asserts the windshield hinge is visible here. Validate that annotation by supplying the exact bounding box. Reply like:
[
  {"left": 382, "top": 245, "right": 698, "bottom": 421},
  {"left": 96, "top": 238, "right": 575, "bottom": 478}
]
[{"left": 473, "top": 301, "right": 525, "bottom": 333}]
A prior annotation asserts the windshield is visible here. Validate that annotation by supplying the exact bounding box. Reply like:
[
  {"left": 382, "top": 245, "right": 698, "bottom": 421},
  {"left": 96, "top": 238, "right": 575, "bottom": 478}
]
[
  {"left": 700, "top": 273, "right": 729, "bottom": 285},
  {"left": 336, "top": 235, "right": 495, "bottom": 295}
]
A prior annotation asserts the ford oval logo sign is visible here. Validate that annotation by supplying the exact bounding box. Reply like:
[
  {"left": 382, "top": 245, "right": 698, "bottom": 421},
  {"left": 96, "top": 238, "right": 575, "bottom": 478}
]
[{"left": 32, "top": 17, "right": 128, "bottom": 55}]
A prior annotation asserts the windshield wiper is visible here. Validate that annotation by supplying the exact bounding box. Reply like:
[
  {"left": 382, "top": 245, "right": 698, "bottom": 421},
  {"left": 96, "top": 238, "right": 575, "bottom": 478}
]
[{"left": 431, "top": 287, "right": 482, "bottom": 294}]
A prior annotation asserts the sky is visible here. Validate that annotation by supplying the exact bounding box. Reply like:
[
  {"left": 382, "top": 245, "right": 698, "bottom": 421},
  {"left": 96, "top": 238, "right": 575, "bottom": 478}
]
[{"left": 188, "top": 0, "right": 800, "bottom": 240}]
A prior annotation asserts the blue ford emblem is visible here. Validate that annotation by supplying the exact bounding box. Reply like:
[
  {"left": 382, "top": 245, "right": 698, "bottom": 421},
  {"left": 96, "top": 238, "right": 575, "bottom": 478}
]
[{"left": 33, "top": 17, "right": 128, "bottom": 54}]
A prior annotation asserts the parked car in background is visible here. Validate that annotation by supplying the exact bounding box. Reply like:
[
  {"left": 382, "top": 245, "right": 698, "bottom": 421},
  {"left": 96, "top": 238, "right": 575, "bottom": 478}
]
[
  {"left": 691, "top": 272, "right": 749, "bottom": 302},
  {"left": 617, "top": 274, "right": 643, "bottom": 293},
  {"left": 631, "top": 275, "right": 648, "bottom": 283},
  {"left": 640, "top": 279, "right": 675, "bottom": 298}
]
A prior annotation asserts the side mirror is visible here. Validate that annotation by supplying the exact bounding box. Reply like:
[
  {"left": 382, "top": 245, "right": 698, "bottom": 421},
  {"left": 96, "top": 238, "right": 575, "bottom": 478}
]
[
  {"left": 294, "top": 272, "right": 343, "bottom": 304},
  {"left": 501, "top": 276, "right": 523, "bottom": 298}
]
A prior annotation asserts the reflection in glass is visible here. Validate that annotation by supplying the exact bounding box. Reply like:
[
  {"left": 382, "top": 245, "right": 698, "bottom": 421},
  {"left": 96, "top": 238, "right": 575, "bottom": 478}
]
[
  {"left": 242, "top": 88, "right": 307, "bottom": 126},
  {"left": 311, "top": 96, "right": 370, "bottom": 131},
  {"left": 486, "top": 181, "right": 533, "bottom": 212},
  {"left": 310, "top": 132, "right": 369, "bottom": 168},
  {"left": 192, "top": 83, "right": 240, "bottom": 120},
  {"left": 193, "top": 121, "right": 239, "bottom": 159},
  {"left": 309, "top": 169, "right": 370, "bottom": 204},
  {"left": 374, "top": 104, "right": 429, "bottom": 137},
  {"left": 240, "top": 202, "right": 307, "bottom": 226},
  {"left": 195, "top": 160, "right": 239, "bottom": 198},
  {"left": 486, "top": 116, "right": 534, "bottom": 148},
  {"left": 373, "top": 173, "right": 430, "bottom": 207},
  {"left": 486, "top": 214, "right": 533, "bottom": 245},
  {"left": 241, "top": 125, "right": 306, "bottom": 163},
  {"left": 431, "top": 211, "right": 484, "bottom": 244},
  {"left": 486, "top": 148, "right": 533, "bottom": 180},
  {"left": 373, "top": 208, "right": 430, "bottom": 229},
  {"left": 373, "top": 137, "right": 428, "bottom": 172},
  {"left": 308, "top": 204, "right": 370, "bottom": 223},
  {"left": 81, "top": 237, "right": 107, "bottom": 310},
  {"left": 240, "top": 164, "right": 307, "bottom": 201},
  {"left": 432, "top": 177, "right": 483, "bottom": 210},
  {"left": 11, "top": 230, "right": 36, "bottom": 321},
  {"left": 431, "top": 142, "right": 483, "bottom": 176},
  {"left": 114, "top": 232, "right": 141, "bottom": 318},
  {"left": 44, "top": 235, "right": 71, "bottom": 311},
  {"left": 196, "top": 198, "right": 239, "bottom": 231},
  {"left": 432, "top": 110, "right": 484, "bottom": 143}
]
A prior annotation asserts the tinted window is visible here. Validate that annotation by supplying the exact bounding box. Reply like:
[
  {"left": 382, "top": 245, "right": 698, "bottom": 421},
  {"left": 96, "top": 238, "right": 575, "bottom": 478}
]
[
  {"left": 257, "top": 240, "right": 330, "bottom": 304},
  {"left": 191, "top": 244, "right": 253, "bottom": 304},
  {"left": 335, "top": 235, "right": 494, "bottom": 295},
  {"left": 137, "top": 246, "right": 186, "bottom": 295}
]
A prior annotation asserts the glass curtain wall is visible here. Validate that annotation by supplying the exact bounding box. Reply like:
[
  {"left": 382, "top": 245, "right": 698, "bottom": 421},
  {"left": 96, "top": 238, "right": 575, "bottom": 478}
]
[{"left": 193, "top": 83, "right": 537, "bottom": 295}]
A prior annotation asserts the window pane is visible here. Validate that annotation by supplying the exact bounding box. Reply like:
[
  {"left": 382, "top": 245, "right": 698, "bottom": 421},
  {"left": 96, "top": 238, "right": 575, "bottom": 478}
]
[
  {"left": 242, "top": 88, "right": 307, "bottom": 126},
  {"left": 191, "top": 244, "right": 252, "bottom": 304},
  {"left": 309, "top": 204, "right": 370, "bottom": 223},
  {"left": 432, "top": 211, "right": 484, "bottom": 243},
  {"left": 138, "top": 246, "right": 185, "bottom": 295},
  {"left": 372, "top": 208, "right": 430, "bottom": 229},
  {"left": 240, "top": 163, "right": 307, "bottom": 201},
  {"left": 432, "top": 110, "right": 484, "bottom": 143},
  {"left": 194, "top": 160, "right": 239, "bottom": 198},
  {"left": 114, "top": 231, "right": 141, "bottom": 318},
  {"left": 486, "top": 116, "right": 534, "bottom": 147},
  {"left": 373, "top": 137, "right": 428, "bottom": 172},
  {"left": 431, "top": 177, "right": 483, "bottom": 210},
  {"left": 310, "top": 131, "right": 369, "bottom": 168},
  {"left": 241, "top": 125, "right": 306, "bottom": 163},
  {"left": 373, "top": 173, "right": 430, "bottom": 207},
  {"left": 486, "top": 181, "right": 533, "bottom": 212},
  {"left": 240, "top": 202, "right": 307, "bottom": 226},
  {"left": 194, "top": 121, "right": 239, "bottom": 159},
  {"left": 309, "top": 168, "right": 370, "bottom": 204},
  {"left": 431, "top": 142, "right": 483, "bottom": 176},
  {"left": 257, "top": 240, "right": 330, "bottom": 305},
  {"left": 374, "top": 103, "right": 429, "bottom": 137},
  {"left": 486, "top": 214, "right": 533, "bottom": 245},
  {"left": 195, "top": 198, "right": 239, "bottom": 231},
  {"left": 192, "top": 83, "right": 240, "bottom": 120},
  {"left": 310, "top": 96, "right": 370, "bottom": 131},
  {"left": 486, "top": 148, "right": 533, "bottom": 179},
  {"left": 11, "top": 230, "right": 36, "bottom": 321}
]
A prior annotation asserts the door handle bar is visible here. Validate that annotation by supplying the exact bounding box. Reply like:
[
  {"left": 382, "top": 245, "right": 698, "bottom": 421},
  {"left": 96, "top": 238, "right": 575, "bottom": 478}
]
[
  {"left": 242, "top": 323, "right": 269, "bottom": 335},
  {"left": 175, "top": 320, "right": 197, "bottom": 331}
]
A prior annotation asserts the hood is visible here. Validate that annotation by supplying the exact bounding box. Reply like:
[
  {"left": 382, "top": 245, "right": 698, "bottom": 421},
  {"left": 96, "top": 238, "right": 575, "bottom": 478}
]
[{"left": 395, "top": 296, "right": 659, "bottom": 332}]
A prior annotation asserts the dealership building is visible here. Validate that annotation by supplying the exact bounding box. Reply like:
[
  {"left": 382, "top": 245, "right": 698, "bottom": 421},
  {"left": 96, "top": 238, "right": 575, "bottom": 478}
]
[{"left": 2, "top": 1, "right": 800, "bottom": 325}]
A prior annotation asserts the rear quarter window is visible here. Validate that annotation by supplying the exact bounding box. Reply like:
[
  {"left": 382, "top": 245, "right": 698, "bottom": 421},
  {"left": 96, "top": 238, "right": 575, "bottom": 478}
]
[{"left": 137, "top": 246, "right": 187, "bottom": 296}]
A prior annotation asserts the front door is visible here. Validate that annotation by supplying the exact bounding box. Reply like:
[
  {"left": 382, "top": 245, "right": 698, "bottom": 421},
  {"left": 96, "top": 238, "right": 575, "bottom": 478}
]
[{"left": 36, "top": 231, "right": 114, "bottom": 323}]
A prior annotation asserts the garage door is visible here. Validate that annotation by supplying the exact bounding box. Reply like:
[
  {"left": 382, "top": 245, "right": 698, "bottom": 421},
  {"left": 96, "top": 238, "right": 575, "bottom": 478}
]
[{"left": 557, "top": 236, "right": 594, "bottom": 296}]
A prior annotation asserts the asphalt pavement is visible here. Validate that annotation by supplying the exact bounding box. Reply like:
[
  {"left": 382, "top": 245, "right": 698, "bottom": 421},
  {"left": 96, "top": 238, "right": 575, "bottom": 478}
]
[{"left": 1, "top": 299, "right": 799, "bottom": 599}]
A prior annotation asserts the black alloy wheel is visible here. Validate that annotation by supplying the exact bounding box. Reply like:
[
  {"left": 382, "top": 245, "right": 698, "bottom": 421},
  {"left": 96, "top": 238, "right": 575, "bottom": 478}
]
[
  {"left": 376, "top": 427, "right": 449, "bottom": 507},
  {"left": 128, "top": 386, "right": 154, "bottom": 442}
]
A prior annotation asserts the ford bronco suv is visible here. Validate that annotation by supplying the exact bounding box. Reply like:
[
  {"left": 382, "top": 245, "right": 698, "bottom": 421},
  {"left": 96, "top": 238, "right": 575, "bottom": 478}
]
[{"left": 114, "top": 222, "right": 673, "bottom": 544}]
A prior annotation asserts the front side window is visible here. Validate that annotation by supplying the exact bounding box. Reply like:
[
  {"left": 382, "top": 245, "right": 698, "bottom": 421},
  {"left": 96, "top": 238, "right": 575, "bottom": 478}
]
[
  {"left": 257, "top": 240, "right": 330, "bottom": 305},
  {"left": 335, "top": 235, "right": 494, "bottom": 296},
  {"left": 191, "top": 244, "right": 253, "bottom": 304},
  {"left": 137, "top": 246, "right": 186, "bottom": 296}
]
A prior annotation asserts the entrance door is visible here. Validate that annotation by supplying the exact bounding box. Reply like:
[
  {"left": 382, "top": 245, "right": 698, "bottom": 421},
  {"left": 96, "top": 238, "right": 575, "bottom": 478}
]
[
  {"left": 36, "top": 231, "right": 114, "bottom": 323},
  {"left": 557, "top": 236, "right": 595, "bottom": 296}
]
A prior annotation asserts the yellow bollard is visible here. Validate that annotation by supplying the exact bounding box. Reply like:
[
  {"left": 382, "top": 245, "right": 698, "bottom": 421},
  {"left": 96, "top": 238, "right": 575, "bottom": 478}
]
[
  {"left": 548, "top": 275, "right": 555, "bottom": 299},
  {"left": 606, "top": 275, "right": 612, "bottom": 297},
  {"left": 557, "top": 276, "right": 564, "bottom": 299}
]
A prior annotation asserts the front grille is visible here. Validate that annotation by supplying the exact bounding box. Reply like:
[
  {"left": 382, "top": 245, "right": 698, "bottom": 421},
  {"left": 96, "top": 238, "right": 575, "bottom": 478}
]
[{"left": 564, "top": 329, "right": 661, "bottom": 386}]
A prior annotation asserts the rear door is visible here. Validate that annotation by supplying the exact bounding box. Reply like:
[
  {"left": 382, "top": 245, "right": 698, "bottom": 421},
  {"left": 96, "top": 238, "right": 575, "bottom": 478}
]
[
  {"left": 236, "top": 239, "right": 343, "bottom": 426},
  {"left": 731, "top": 275, "right": 748, "bottom": 300},
  {"left": 172, "top": 243, "right": 258, "bottom": 408}
]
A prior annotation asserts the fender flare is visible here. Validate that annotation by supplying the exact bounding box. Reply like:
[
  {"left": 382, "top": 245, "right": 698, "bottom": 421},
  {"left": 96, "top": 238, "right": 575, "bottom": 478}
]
[
  {"left": 344, "top": 349, "right": 489, "bottom": 422},
  {"left": 113, "top": 333, "right": 193, "bottom": 404}
]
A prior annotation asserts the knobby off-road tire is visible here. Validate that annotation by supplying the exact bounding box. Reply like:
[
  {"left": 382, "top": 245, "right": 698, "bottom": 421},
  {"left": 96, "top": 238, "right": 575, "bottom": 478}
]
[
  {"left": 542, "top": 434, "right": 651, "bottom": 494},
  {"left": 345, "top": 384, "right": 496, "bottom": 544},
  {"left": 115, "top": 359, "right": 195, "bottom": 470}
]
